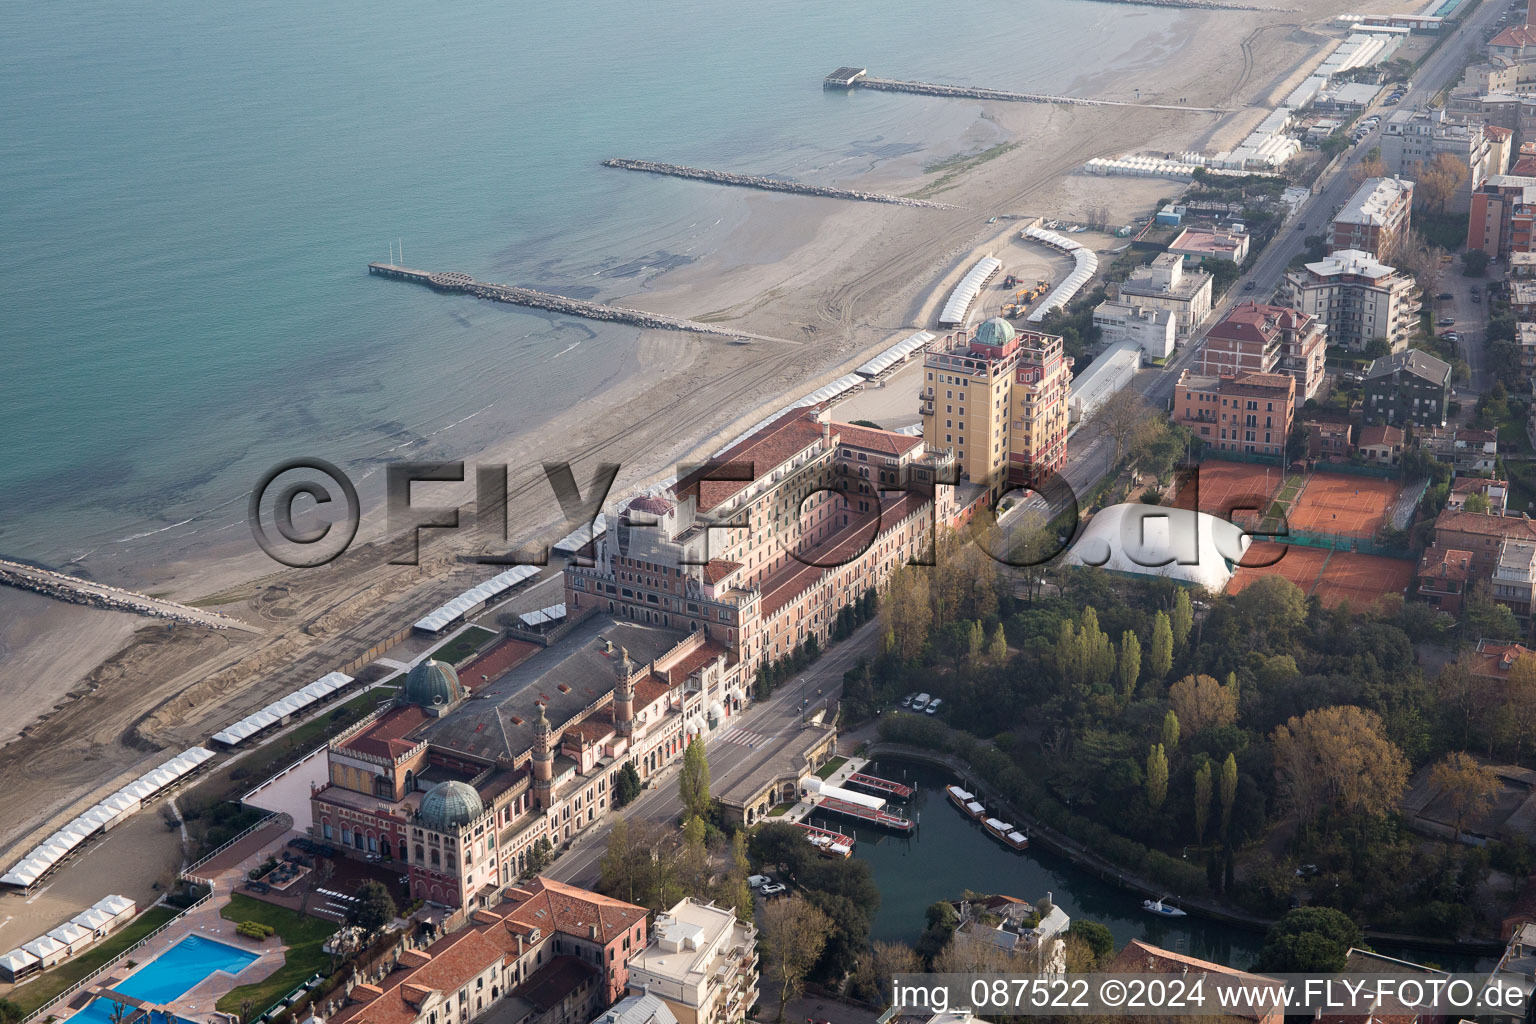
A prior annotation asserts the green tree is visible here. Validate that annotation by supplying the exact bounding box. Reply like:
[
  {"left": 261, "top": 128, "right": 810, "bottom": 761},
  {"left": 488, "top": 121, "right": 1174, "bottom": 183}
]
[
  {"left": 679, "top": 738, "right": 712, "bottom": 821},
  {"left": 1067, "top": 920, "right": 1115, "bottom": 966},
  {"left": 1171, "top": 589, "right": 1193, "bottom": 653},
  {"left": 1147, "top": 743, "right": 1169, "bottom": 811},
  {"left": 346, "top": 879, "right": 398, "bottom": 932},
  {"left": 615, "top": 762, "right": 642, "bottom": 807},
  {"left": 1149, "top": 611, "right": 1174, "bottom": 686},
  {"left": 1162, "top": 710, "right": 1181, "bottom": 752},
  {"left": 1194, "top": 760, "right": 1213, "bottom": 845},
  {"left": 966, "top": 620, "right": 985, "bottom": 664},
  {"left": 761, "top": 896, "right": 834, "bottom": 1021},
  {"left": 1254, "top": 907, "right": 1363, "bottom": 972},
  {"left": 1118, "top": 630, "right": 1142, "bottom": 701},
  {"left": 525, "top": 835, "right": 552, "bottom": 876},
  {"left": 916, "top": 900, "right": 959, "bottom": 964},
  {"left": 0, "top": 1001, "right": 23, "bottom": 1024},
  {"left": 989, "top": 623, "right": 1008, "bottom": 664},
  {"left": 1219, "top": 753, "right": 1239, "bottom": 837}
]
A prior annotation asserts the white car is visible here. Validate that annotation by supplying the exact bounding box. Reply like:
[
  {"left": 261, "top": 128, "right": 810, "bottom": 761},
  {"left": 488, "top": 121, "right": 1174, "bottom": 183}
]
[
  {"left": 759, "top": 882, "right": 788, "bottom": 897},
  {"left": 912, "top": 692, "right": 931, "bottom": 711},
  {"left": 925, "top": 698, "right": 944, "bottom": 715},
  {"left": 747, "top": 874, "right": 770, "bottom": 889}
]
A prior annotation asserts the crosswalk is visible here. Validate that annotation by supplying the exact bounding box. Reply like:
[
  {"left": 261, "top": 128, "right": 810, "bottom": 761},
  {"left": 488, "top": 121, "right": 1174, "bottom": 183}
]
[{"left": 713, "top": 724, "right": 772, "bottom": 748}]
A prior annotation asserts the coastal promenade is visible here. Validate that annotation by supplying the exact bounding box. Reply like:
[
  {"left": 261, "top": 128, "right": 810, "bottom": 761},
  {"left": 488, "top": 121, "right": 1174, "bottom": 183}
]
[
  {"left": 0, "top": 559, "right": 258, "bottom": 632},
  {"left": 367, "top": 263, "right": 799, "bottom": 343}
]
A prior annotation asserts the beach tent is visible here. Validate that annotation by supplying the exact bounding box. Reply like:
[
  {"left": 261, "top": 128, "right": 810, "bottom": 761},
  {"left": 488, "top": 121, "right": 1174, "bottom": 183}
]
[
  {"left": 0, "top": 948, "right": 40, "bottom": 982},
  {"left": 94, "top": 895, "right": 136, "bottom": 927},
  {"left": 72, "top": 907, "right": 114, "bottom": 935},
  {"left": 21, "top": 935, "right": 66, "bottom": 967},
  {"left": 46, "top": 921, "right": 93, "bottom": 954}
]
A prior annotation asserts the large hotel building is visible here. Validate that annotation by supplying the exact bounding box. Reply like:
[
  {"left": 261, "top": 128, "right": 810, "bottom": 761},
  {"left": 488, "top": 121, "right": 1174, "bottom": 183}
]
[
  {"left": 311, "top": 409, "right": 966, "bottom": 910},
  {"left": 919, "top": 317, "right": 1072, "bottom": 503}
]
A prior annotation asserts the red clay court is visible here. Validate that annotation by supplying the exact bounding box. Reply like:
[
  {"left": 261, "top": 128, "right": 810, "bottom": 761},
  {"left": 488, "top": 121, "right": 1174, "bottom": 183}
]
[
  {"left": 1173, "top": 461, "right": 1283, "bottom": 522},
  {"left": 1285, "top": 473, "right": 1402, "bottom": 539},
  {"left": 1227, "top": 542, "right": 1414, "bottom": 610}
]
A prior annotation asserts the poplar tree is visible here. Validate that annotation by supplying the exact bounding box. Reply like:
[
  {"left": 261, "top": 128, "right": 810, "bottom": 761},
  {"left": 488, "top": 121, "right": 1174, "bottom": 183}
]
[
  {"left": 1149, "top": 611, "right": 1174, "bottom": 685},
  {"left": 1146, "top": 744, "right": 1169, "bottom": 811},
  {"left": 1162, "top": 710, "right": 1181, "bottom": 752},
  {"left": 1171, "top": 589, "right": 1194, "bottom": 653},
  {"left": 989, "top": 623, "right": 1008, "bottom": 664},
  {"left": 679, "top": 738, "right": 711, "bottom": 821},
  {"left": 1219, "top": 753, "right": 1239, "bottom": 837},
  {"left": 1194, "top": 760, "right": 1213, "bottom": 845},
  {"left": 1117, "top": 630, "right": 1142, "bottom": 701}
]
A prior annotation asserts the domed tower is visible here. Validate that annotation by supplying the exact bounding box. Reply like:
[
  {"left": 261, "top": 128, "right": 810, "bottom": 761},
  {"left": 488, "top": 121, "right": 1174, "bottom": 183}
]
[
  {"left": 973, "top": 316, "right": 1017, "bottom": 349},
  {"left": 532, "top": 702, "right": 554, "bottom": 808},
  {"left": 417, "top": 780, "right": 484, "bottom": 833},
  {"left": 614, "top": 646, "right": 636, "bottom": 737},
  {"left": 403, "top": 659, "right": 464, "bottom": 716}
]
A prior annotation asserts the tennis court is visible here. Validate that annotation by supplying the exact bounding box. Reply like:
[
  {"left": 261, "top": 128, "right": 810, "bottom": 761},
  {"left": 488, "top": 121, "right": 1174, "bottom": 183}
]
[
  {"left": 1286, "top": 474, "right": 1403, "bottom": 540},
  {"left": 1173, "top": 461, "right": 1284, "bottom": 523},
  {"left": 1227, "top": 542, "right": 1414, "bottom": 610}
]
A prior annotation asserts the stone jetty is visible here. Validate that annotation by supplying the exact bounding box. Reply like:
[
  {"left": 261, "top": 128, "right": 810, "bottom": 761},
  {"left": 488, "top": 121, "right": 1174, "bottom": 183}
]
[
  {"left": 601, "top": 158, "right": 957, "bottom": 209},
  {"left": 853, "top": 76, "right": 1231, "bottom": 114},
  {"left": 0, "top": 559, "right": 257, "bottom": 631}
]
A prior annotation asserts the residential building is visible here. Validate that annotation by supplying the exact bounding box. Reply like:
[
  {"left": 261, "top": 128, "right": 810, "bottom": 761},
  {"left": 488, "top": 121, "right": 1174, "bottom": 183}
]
[
  {"left": 1513, "top": 279, "right": 1536, "bottom": 318},
  {"left": 1067, "top": 340, "right": 1142, "bottom": 426},
  {"left": 567, "top": 408, "right": 966, "bottom": 678},
  {"left": 1090, "top": 300, "right": 1176, "bottom": 359},
  {"left": 1418, "top": 546, "right": 1475, "bottom": 614},
  {"left": 1379, "top": 108, "right": 1506, "bottom": 212},
  {"left": 1281, "top": 250, "right": 1420, "bottom": 354},
  {"left": 324, "top": 878, "right": 648, "bottom": 1024},
  {"left": 1495, "top": 537, "right": 1536, "bottom": 617},
  {"left": 1486, "top": 922, "right": 1536, "bottom": 1018},
  {"left": 1167, "top": 227, "right": 1249, "bottom": 265},
  {"left": 1489, "top": 24, "right": 1536, "bottom": 61},
  {"left": 625, "top": 900, "right": 757, "bottom": 1024},
  {"left": 1196, "top": 302, "right": 1326, "bottom": 401},
  {"left": 1467, "top": 175, "right": 1536, "bottom": 256},
  {"left": 1434, "top": 509, "right": 1536, "bottom": 575},
  {"left": 1332, "top": 176, "right": 1414, "bottom": 259},
  {"left": 951, "top": 893, "right": 1070, "bottom": 974},
  {"left": 1116, "top": 253, "right": 1214, "bottom": 338},
  {"left": 1362, "top": 349, "right": 1451, "bottom": 428},
  {"left": 1172, "top": 370, "right": 1295, "bottom": 460},
  {"left": 1519, "top": 322, "right": 1536, "bottom": 381},
  {"left": 1356, "top": 424, "right": 1405, "bottom": 466},
  {"left": 1107, "top": 941, "right": 1284, "bottom": 1024},
  {"left": 1449, "top": 476, "right": 1511, "bottom": 512},
  {"left": 1421, "top": 425, "right": 1499, "bottom": 473},
  {"left": 1473, "top": 637, "right": 1536, "bottom": 681},
  {"left": 919, "top": 317, "right": 1072, "bottom": 500},
  {"left": 1511, "top": 251, "right": 1536, "bottom": 277},
  {"left": 1307, "top": 419, "right": 1353, "bottom": 459}
]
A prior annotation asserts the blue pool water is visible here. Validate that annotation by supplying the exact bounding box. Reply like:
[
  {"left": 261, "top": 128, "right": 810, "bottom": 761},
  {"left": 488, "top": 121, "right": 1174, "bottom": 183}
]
[{"left": 70, "top": 935, "right": 259, "bottom": 1024}]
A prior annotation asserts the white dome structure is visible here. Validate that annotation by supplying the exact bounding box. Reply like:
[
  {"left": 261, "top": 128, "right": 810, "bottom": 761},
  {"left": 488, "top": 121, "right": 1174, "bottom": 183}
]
[{"left": 1064, "top": 503, "right": 1251, "bottom": 593}]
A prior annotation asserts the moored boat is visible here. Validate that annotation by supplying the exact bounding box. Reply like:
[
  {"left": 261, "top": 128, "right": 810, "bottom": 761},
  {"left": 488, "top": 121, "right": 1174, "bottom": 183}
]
[{"left": 1142, "top": 897, "right": 1187, "bottom": 918}]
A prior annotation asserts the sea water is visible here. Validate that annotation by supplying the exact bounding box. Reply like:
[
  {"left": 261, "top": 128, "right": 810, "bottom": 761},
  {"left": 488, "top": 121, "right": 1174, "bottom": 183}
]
[{"left": 0, "top": 0, "right": 1185, "bottom": 577}]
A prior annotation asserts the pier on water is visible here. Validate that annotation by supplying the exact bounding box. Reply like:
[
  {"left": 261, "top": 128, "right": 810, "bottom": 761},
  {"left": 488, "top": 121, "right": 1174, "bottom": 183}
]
[
  {"left": 826, "top": 70, "right": 1230, "bottom": 114},
  {"left": 792, "top": 821, "right": 856, "bottom": 853},
  {"left": 814, "top": 796, "right": 915, "bottom": 834},
  {"left": 845, "top": 771, "right": 914, "bottom": 801},
  {"left": 367, "top": 263, "right": 793, "bottom": 343}
]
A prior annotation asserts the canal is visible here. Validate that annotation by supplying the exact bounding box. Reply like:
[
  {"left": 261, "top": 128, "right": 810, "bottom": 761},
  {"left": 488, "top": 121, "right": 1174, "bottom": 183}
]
[{"left": 804, "top": 758, "right": 1265, "bottom": 967}]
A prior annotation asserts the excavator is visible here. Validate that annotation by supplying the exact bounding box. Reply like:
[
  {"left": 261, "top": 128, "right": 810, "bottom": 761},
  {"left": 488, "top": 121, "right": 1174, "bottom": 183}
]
[{"left": 1002, "top": 279, "right": 1051, "bottom": 318}]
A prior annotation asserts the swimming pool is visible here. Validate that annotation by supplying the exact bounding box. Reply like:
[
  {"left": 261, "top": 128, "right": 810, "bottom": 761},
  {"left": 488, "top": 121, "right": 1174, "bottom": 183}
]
[{"left": 69, "top": 935, "right": 260, "bottom": 1024}]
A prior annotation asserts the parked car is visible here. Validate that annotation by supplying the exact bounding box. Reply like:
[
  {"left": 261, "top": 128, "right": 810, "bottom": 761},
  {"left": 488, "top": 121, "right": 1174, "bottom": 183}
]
[
  {"left": 1472, "top": 291, "right": 1482, "bottom": 303},
  {"left": 1444, "top": 331, "right": 1460, "bottom": 343},
  {"left": 1439, "top": 317, "right": 1456, "bottom": 327},
  {"left": 899, "top": 694, "right": 914, "bottom": 708},
  {"left": 926, "top": 698, "right": 944, "bottom": 715},
  {"left": 912, "top": 692, "right": 931, "bottom": 711},
  {"left": 1436, "top": 292, "right": 1453, "bottom": 300},
  {"left": 760, "top": 882, "right": 788, "bottom": 897},
  {"left": 748, "top": 874, "right": 770, "bottom": 889},
  {"left": 1243, "top": 280, "right": 1255, "bottom": 291}
]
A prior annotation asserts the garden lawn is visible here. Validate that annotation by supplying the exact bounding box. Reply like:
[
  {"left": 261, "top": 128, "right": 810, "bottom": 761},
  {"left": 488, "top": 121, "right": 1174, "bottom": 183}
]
[
  {"left": 814, "top": 756, "right": 848, "bottom": 780},
  {"left": 217, "top": 894, "right": 337, "bottom": 1016},
  {"left": 9, "top": 906, "right": 179, "bottom": 1014},
  {"left": 426, "top": 626, "right": 497, "bottom": 665}
]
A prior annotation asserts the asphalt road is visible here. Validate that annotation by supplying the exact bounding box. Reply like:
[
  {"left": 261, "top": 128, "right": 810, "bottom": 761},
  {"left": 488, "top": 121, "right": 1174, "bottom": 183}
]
[{"left": 544, "top": 617, "right": 884, "bottom": 888}]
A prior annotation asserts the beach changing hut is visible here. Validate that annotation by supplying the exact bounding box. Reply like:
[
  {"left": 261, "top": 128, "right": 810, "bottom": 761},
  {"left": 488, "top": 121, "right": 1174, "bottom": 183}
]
[
  {"left": 21, "top": 935, "right": 67, "bottom": 969},
  {"left": 0, "top": 948, "right": 40, "bottom": 983}
]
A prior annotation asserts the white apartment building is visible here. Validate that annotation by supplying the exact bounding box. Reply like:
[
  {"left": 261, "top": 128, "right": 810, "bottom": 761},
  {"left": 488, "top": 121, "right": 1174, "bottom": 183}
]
[
  {"left": 1280, "top": 249, "right": 1420, "bottom": 353},
  {"left": 626, "top": 901, "right": 757, "bottom": 1024},
  {"left": 1378, "top": 108, "right": 1506, "bottom": 213},
  {"left": 1116, "top": 253, "right": 1213, "bottom": 339},
  {"left": 1091, "top": 300, "right": 1176, "bottom": 358}
]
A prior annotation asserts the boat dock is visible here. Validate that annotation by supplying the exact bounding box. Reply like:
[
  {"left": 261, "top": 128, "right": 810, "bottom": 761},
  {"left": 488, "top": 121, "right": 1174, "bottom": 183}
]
[
  {"left": 844, "top": 772, "right": 914, "bottom": 801},
  {"left": 828, "top": 71, "right": 1230, "bottom": 114},
  {"left": 792, "top": 822, "right": 855, "bottom": 856},
  {"left": 601, "top": 159, "right": 957, "bottom": 209},
  {"left": 814, "top": 796, "right": 915, "bottom": 834},
  {"left": 366, "top": 263, "right": 794, "bottom": 343}
]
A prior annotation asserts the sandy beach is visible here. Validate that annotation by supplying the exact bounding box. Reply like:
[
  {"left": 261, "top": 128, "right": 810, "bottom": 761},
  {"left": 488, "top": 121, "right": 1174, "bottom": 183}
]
[{"left": 0, "top": 0, "right": 1427, "bottom": 857}]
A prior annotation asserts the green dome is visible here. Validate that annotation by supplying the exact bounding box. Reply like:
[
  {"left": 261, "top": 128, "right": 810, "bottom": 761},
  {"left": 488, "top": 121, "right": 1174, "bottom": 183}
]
[
  {"left": 973, "top": 317, "right": 1016, "bottom": 348},
  {"left": 404, "top": 659, "right": 462, "bottom": 708},
  {"left": 418, "top": 780, "right": 483, "bottom": 832}
]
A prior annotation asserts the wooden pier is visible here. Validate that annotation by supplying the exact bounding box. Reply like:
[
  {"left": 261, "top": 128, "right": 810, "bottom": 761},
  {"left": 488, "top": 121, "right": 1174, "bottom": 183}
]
[
  {"left": 601, "top": 159, "right": 957, "bottom": 209},
  {"left": 845, "top": 772, "right": 914, "bottom": 801},
  {"left": 814, "top": 796, "right": 915, "bottom": 834},
  {"left": 367, "top": 263, "right": 794, "bottom": 343},
  {"left": 792, "top": 822, "right": 856, "bottom": 856}
]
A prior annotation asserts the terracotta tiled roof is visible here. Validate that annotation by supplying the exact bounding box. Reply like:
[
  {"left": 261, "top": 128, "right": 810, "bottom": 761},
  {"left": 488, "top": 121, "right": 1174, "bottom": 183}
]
[
  {"left": 1452, "top": 476, "right": 1500, "bottom": 493},
  {"left": 564, "top": 709, "right": 615, "bottom": 745},
  {"left": 1418, "top": 546, "right": 1473, "bottom": 583},
  {"left": 1357, "top": 424, "right": 1404, "bottom": 447},
  {"left": 633, "top": 673, "right": 673, "bottom": 710},
  {"left": 495, "top": 877, "right": 648, "bottom": 945},
  {"left": 629, "top": 495, "right": 675, "bottom": 516},
  {"left": 667, "top": 640, "right": 729, "bottom": 681},
  {"left": 459, "top": 638, "right": 540, "bottom": 690},
  {"left": 1491, "top": 24, "right": 1536, "bottom": 47},
  {"left": 1230, "top": 371, "right": 1294, "bottom": 391},
  {"left": 1488, "top": 124, "right": 1515, "bottom": 141},
  {"left": 520, "top": 956, "right": 600, "bottom": 1010},
  {"left": 1474, "top": 639, "right": 1535, "bottom": 678},
  {"left": 341, "top": 706, "right": 429, "bottom": 759},
  {"left": 831, "top": 422, "right": 923, "bottom": 457},
  {"left": 677, "top": 409, "right": 826, "bottom": 513},
  {"left": 761, "top": 490, "right": 923, "bottom": 618},
  {"left": 1107, "top": 941, "right": 1281, "bottom": 1022},
  {"left": 702, "top": 559, "right": 741, "bottom": 585},
  {"left": 1436, "top": 509, "right": 1536, "bottom": 542}
]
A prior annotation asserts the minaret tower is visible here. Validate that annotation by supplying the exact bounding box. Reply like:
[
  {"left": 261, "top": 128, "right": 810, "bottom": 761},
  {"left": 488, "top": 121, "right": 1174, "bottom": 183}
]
[
  {"left": 532, "top": 702, "right": 554, "bottom": 808},
  {"left": 614, "top": 647, "right": 636, "bottom": 737}
]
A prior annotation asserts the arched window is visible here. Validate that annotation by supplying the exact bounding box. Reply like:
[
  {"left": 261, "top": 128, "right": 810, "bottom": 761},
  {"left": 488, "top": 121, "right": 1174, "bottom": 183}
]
[
  {"left": 430, "top": 849, "right": 441, "bottom": 868},
  {"left": 415, "top": 844, "right": 425, "bottom": 862},
  {"left": 381, "top": 838, "right": 392, "bottom": 859}
]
